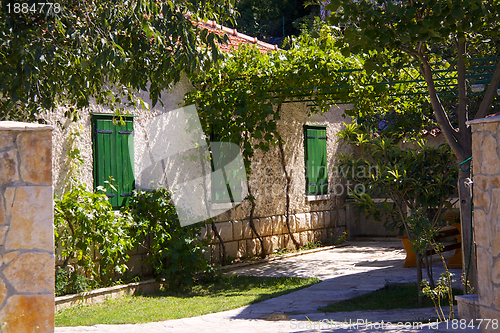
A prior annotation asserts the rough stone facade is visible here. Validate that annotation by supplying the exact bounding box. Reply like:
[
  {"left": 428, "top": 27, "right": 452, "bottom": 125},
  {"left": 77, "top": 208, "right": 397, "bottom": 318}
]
[
  {"left": 44, "top": 78, "right": 352, "bottom": 268},
  {"left": 0, "top": 121, "right": 54, "bottom": 333},
  {"left": 468, "top": 115, "right": 500, "bottom": 330},
  {"left": 202, "top": 103, "right": 351, "bottom": 259},
  {"left": 44, "top": 77, "right": 193, "bottom": 198}
]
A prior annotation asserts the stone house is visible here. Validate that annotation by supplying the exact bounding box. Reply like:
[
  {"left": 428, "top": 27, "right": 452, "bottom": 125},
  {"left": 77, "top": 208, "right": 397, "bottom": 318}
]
[{"left": 44, "top": 21, "right": 355, "bottom": 274}]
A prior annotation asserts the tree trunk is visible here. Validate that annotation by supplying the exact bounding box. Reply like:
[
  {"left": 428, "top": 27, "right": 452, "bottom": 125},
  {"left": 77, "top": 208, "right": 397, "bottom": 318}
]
[
  {"left": 417, "top": 48, "right": 478, "bottom": 294},
  {"left": 417, "top": 252, "right": 424, "bottom": 306},
  {"left": 459, "top": 176, "right": 477, "bottom": 293},
  {"left": 248, "top": 184, "right": 266, "bottom": 259},
  {"left": 425, "top": 251, "right": 435, "bottom": 289},
  {"left": 211, "top": 221, "right": 226, "bottom": 266},
  {"left": 277, "top": 137, "right": 300, "bottom": 250}
]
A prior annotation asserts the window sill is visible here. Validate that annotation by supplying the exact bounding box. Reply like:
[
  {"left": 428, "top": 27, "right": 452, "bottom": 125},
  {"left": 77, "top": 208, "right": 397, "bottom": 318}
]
[
  {"left": 306, "top": 194, "right": 330, "bottom": 201},
  {"left": 372, "top": 198, "right": 394, "bottom": 203},
  {"left": 345, "top": 198, "right": 393, "bottom": 203},
  {"left": 210, "top": 202, "right": 234, "bottom": 210}
]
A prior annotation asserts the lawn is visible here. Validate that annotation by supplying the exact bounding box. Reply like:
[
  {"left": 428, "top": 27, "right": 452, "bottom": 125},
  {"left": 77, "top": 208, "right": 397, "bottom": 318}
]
[
  {"left": 56, "top": 275, "right": 320, "bottom": 326},
  {"left": 318, "top": 282, "right": 462, "bottom": 313}
]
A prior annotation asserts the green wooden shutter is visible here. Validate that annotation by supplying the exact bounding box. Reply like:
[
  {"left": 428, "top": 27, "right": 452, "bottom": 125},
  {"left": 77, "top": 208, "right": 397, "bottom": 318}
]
[
  {"left": 211, "top": 144, "right": 228, "bottom": 203},
  {"left": 210, "top": 141, "right": 243, "bottom": 203},
  {"left": 304, "top": 126, "right": 328, "bottom": 195},
  {"left": 92, "top": 116, "right": 135, "bottom": 208}
]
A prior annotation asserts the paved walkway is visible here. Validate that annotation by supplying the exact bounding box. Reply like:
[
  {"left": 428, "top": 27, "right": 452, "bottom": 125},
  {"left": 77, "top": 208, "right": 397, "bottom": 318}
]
[{"left": 56, "top": 241, "right": 476, "bottom": 333}]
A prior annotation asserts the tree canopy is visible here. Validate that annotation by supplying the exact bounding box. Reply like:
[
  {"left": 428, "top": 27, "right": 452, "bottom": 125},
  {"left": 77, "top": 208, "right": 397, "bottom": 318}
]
[
  {"left": 323, "top": 0, "right": 500, "bottom": 290},
  {"left": 324, "top": 0, "right": 500, "bottom": 163},
  {"left": 0, "top": 0, "right": 234, "bottom": 121},
  {"left": 184, "top": 25, "right": 361, "bottom": 166}
]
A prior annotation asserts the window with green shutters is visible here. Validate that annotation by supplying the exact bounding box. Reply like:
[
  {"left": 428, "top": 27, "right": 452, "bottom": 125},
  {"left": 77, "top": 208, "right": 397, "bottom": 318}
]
[
  {"left": 304, "top": 126, "right": 328, "bottom": 195},
  {"left": 209, "top": 130, "right": 243, "bottom": 204},
  {"left": 92, "top": 114, "right": 135, "bottom": 208}
]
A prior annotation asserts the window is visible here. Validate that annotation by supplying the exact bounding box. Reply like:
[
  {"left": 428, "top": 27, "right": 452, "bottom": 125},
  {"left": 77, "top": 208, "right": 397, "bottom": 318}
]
[
  {"left": 92, "top": 114, "right": 135, "bottom": 208},
  {"left": 304, "top": 126, "right": 328, "bottom": 195},
  {"left": 209, "top": 131, "right": 244, "bottom": 205}
]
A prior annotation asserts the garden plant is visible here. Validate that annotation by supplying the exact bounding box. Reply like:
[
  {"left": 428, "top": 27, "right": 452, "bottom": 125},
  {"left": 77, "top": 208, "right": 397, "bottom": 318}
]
[
  {"left": 336, "top": 123, "right": 458, "bottom": 310},
  {"left": 324, "top": 0, "right": 500, "bottom": 289},
  {"left": 122, "top": 189, "right": 213, "bottom": 288},
  {"left": 54, "top": 178, "right": 135, "bottom": 295}
]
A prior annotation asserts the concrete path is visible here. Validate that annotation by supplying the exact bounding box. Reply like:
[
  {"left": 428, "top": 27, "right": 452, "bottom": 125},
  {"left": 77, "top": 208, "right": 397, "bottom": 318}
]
[{"left": 56, "top": 241, "right": 476, "bottom": 333}]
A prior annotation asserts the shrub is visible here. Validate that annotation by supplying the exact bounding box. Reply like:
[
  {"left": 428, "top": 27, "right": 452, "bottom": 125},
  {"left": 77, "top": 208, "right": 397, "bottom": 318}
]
[
  {"left": 55, "top": 267, "right": 94, "bottom": 297},
  {"left": 54, "top": 180, "right": 134, "bottom": 289},
  {"left": 336, "top": 126, "right": 458, "bottom": 236},
  {"left": 123, "top": 189, "right": 213, "bottom": 288}
]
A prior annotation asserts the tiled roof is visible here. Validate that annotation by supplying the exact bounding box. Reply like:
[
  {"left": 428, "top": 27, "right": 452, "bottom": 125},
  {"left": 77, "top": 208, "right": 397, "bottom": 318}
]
[
  {"left": 197, "top": 20, "right": 279, "bottom": 54},
  {"left": 485, "top": 112, "right": 500, "bottom": 118},
  {"left": 422, "top": 113, "right": 500, "bottom": 136},
  {"left": 421, "top": 128, "right": 442, "bottom": 138}
]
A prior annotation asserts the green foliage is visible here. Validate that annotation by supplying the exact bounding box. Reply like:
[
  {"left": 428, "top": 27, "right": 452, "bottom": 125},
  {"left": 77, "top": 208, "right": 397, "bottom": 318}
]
[
  {"left": 55, "top": 267, "right": 95, "bottom": 297},
  {"left": 407, "top": 209, "right": 441, "bottom": 253},
  {"left": 325, "top": 0, "right": 499, "bottom": 56},
  {"left": 323, "top": 0, "right": 500, "bottom": 165},
  {"left": 54, "top": 180, "right": 135, "bottom": 288},
  {"left": 301, "top": 240, "right": 322, "bottom": 250},
  {"left": 0, "top": 0, "right": 234, "bottom": 121},
  {"left": 409, "top": 208, "right": 456, "bottom": 320},
  {"left": 123, "top": 189, "right": 212, "bottom": 288},
  {"left": 185, "top": 24, "right": 361, "bottom": 170},
  {"left": 338, "top": 124, "right": 459, "bottom": 318},
  {"left": 422, "top": 272, "right": 456, "bottom": 321},
  {"left": 336, "top": 125, "right": 458, "bottom": 237}
]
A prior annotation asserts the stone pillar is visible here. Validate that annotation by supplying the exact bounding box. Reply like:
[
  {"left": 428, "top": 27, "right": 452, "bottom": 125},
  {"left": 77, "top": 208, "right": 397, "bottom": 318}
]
[
  {"left": 467, "top": 115, "right": 500, "bottom": 331},
  {"left": 0, "top": 122, "right": 54, "bottom": 332}
]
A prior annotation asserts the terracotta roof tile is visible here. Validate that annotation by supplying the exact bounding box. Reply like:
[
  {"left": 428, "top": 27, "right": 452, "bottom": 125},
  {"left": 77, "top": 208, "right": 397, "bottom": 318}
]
[
  {"left": 421, "top": 128, "right": 442, "bottom": 137},
  {"left": 197, "top": 20, "right": 279, "bottom": 54},
  {"left": 485, "top": 112, "right": 500, "bottom": 118}
]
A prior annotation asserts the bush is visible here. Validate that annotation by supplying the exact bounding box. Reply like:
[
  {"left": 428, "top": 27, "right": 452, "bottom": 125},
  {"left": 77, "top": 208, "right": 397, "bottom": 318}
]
[
  {"left": 123, "top": 189, "right": 213, "bottom": 288},
  {"left": 336, "top": 126, "right": 458, "bottom": 236},
  {"left": 55, "top": 267, "right": 94, "bottom": 297},
  {"left": 54, "top": 181, "right": 134, "bottom": 290}
]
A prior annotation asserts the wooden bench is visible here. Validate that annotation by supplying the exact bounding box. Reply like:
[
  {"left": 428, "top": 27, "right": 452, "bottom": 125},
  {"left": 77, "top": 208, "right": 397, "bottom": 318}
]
[{"left": 401, "top": 223, "right": 462, "bottom": 268}]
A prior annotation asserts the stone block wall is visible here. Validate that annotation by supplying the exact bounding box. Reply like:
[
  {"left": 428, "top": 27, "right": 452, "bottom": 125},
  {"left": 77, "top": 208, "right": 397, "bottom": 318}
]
[
  {"left": 207, "top": 209, "right": 347, "bottom": 260},
  {"left": 469, "top": 115, "right": 500, "bottom": 330},
  {"left": 125, "top": 208, "right": 347, "bottom": 272},
  {"left": 0, "top": 122, "right": 54, "bottom": 333},
  {"left": 122, "top": 200, "right": 349, "bottom": 274}
]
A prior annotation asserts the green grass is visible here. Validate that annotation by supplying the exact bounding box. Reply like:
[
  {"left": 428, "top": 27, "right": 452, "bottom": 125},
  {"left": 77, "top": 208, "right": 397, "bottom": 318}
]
[
  {"left": 56, "top": 275, "right": 320, "bottom": 326},
  {"left": 318, "top": 282, "right": 462, "bottom": 313}
]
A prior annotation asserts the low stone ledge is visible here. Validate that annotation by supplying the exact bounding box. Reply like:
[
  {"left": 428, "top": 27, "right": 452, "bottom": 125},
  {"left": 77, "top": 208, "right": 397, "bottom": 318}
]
[
  {"left": 55, "top": 279, "right": 160, "bottom": 311},
  {"left": 456, "top": 294, "right": 479, "bottom": 320},
  {"left": 0, "top": 121, "right": 53, "bottom": 131},
  {"left": 467, "top": 115, "right": 500, "bottom": 126}
]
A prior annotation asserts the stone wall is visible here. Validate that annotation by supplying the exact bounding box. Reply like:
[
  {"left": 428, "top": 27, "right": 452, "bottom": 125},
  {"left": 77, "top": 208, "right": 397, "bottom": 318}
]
[
  {"left": 43, "top": 76, "right": 193, "bottom": 197},
  {"left": 207, "top": 209, "right": 347, "bottom": 259},
  {"left": 0, "top": 122, "right": 54, "bottom": 333},
  {"left": 211, "top": 103, "right": 353, "bottom": 223},
  {"left": 46, "top": 86, "right": 355, "bottom": 268},
  {"left": 468, "top": 115, "right": 500, "bottom": 330},
  {"left": 124, "top": 209, "right": 347, "bottom": 273}
]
